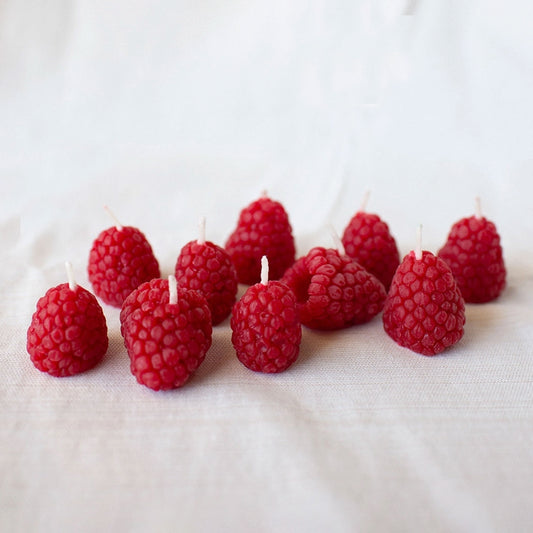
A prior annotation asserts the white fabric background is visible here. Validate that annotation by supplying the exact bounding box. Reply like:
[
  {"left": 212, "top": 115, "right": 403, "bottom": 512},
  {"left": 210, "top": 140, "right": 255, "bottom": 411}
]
[{"left": 1, "top": 1, "right": 532, "bottom": 531}]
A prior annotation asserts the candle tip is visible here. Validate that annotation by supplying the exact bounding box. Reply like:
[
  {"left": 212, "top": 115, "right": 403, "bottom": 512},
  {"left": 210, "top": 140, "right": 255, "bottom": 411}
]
[
  {"left": 104, "top": 205, "right": 123, "bottom": 231},
  {"left": 260, "top": 256, "right": 269, "bottom": 286},
  {"left": 65, "top": 261, "right": 77, "bottom": 291},
  {"left": 328, "top": 224, "right": 346, "bottom": 256},
  {"left": 475, "top": 196, "right": 482, "bottom": 219},
  {"left": 198, "top": 216, "right": 206, "bottom": 245},
  {"left": 415, "top": 224, "right": 423, "bottom": 260},
  {"left": 168, "top": 275, "right": 178, "bottom": 305},
  {"left": 359, "top": 190, "right": 371, "bottom": 213}
]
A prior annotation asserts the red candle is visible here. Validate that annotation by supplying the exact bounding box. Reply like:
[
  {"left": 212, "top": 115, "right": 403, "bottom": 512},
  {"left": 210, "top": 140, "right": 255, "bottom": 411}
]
[
  {"left": 383, "top": 226, "right": 466, "bottom": 356},
  {"left": 341, "top": 190, "right": 400, "bottom": 290},
  {"left": 225, "top": 192, "right": 296, "bottom": 285},
  {"left": 88, "top": 206, "right": 160, "bottom": 308},
  {"left": 120, "top": 275, "right": 212, "bottom": 391},
  {"left": 231, "top": 256, "right": 302, "bottom": 373},
  {"left": 175, "top": 217, "right": 238, "bottom": 325},
  {"left": 27, "top": 262, "right": 108, "bottom": 377},
  {"left": 280, "top": 229, "right": 386, "bottom": 330},
  {"left": 438, "top": 198, "right": 506, "bottom": 303}
]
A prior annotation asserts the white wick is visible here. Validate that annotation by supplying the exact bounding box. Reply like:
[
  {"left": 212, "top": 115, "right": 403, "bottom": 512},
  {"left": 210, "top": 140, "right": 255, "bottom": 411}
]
[
  {"left": 359, "top": 189, "right": 371, "bottom": 213},
  {"left": 168, "top": 275, "right": 178, "bottom": 305},
  {"left": 475, "top": 196, "right": 482, "bottom": 220},
  {"left": 104, "top": 205, "right": 123, "bottom": 231},
  {"left": 260, "top": 189, "right": 268, "bottom": 199},
  {"left": 65, "top": 261, "right": 77, "bottom": 291},
  {"left": 328, "top": 224, "right": 346, "bottom": 256},
  {"left": 260, "top": 256, "right": 269, "bottom": 286},
  {"left": 415, "top": 224, "right": 423, "bottom": 260},
  {"left": 197, "top": 216, "right": 206, "bottom": 245}
]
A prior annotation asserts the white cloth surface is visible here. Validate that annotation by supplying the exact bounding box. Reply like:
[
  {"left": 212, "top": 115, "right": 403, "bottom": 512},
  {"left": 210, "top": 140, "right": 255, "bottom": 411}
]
[{"left": 1, "top": 1, "right": 533, "bottom": 531}]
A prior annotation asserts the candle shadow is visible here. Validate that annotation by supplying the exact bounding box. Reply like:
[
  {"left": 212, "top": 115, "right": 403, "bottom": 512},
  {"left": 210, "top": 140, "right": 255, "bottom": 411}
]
[
  {"left": 461, "top": 296, "right": 523, "bottom": 348},
  {"left": 188, "top": 325, "right": 237, "bottom": 386},
  {"left": 289, "top": 325, "right": 356, "bottom": 372},
  {"left": 100, "top": 327, "right": 129, "bottom": 370},
  {"left": 294, "top": 317, "right": 393, "bottom": 369},
  {"left": 295, "top": 328, "right": 329, "bottom": 369}
]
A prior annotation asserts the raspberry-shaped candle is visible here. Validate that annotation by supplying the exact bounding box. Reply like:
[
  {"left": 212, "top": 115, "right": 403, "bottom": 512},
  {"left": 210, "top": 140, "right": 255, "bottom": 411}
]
[
  {"left": 341, "top": 192, "right": 400, "bottom": 290},
  {"left": 281, "top": 237, "right": 387, "bottom": 330},
  {"left": 383, "top": 226, "right": 465, "bottom": 356},
  {"left": 175, "top": 217, "right": 238, "bottom": 325},
  {"left": 225, "top": 193, "right": 295, "bottom": 285},
  {"left": 27, "top": 262, "right": 108, "bottom": 377},
  {"left": 120, "top": 276, "right": 212, "bottom": 391},
  {"left": 231, "top": 256, "right": 302, "bottom": 373},
  {"left": 88, "top": 207, "right": 160, "bottom": 308},
  {"left": 437, "top": 198, "right": 506, "bottom": 303}
]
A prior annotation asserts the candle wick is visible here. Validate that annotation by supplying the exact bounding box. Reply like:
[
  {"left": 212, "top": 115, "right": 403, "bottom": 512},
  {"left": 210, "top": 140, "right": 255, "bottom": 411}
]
[
  {"left": 328, "top": 224, "right": 346, "bottom": 256},
  {"left": 197, "top": 216, "right": 206, "bottom": 245},
  {"left": 260, "top": 256, "right": 269, "bottom": 286},
  {"left": 260, "top": 189, "right": 268, "bottom": 199},
  {"left": 168, "top": 275, "right": 178, "bottom": 305},
  {"left": 415, "top": 224, "right": 423, "bottom": 260},
  {"left": 359, "top": 189, "right": 371, "bottom": 213},
  {"left": 65, "top": 261, "right": 77, "bottom": 291},
  {"left": 104, "top": 205, "right": 123, "bottom": 231},
  {"left": 475, "top": 196, "right": 482, "bottom": 220}
]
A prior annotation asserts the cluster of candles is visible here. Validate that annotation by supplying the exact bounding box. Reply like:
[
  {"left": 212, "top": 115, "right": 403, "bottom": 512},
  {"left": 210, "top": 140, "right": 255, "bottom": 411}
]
[{"left": 26, "top": 194, "right": 506, "bottom": 390}]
